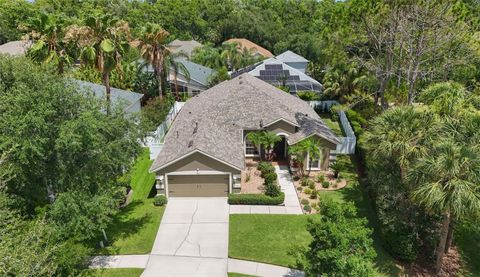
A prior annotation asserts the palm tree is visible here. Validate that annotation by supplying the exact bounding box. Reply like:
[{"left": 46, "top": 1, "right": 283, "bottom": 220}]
[
  {"left": 221, "top": 42, "right": 242, "bottom": 71},
  {"left": 191, "top": 44, "right": 225, "bottom": 69},
  {"left": 408, "top": 140, "right": 480, "bottom": 274},
  {"left": 246, "top": 132, "right": 264, "bottom": 161},
  {"left": 260, "top": 131, "right": 281, "bottom": 161},
  {"left": 288, "top": 137, "right": 323, "bottom": 177},
  {"left": 24, "top": 13, "right": 74, "bottom": 74},
  {"left": 131, "top": 23, "right": 170, "bottom": 98},
  {"left": 66, "top": 15, "right": 131, "bottom": 109},
  {"left": 364, "top": 106, "right": 437, "bottom": 181},
  {"left": 288, "top": 143, "right": 307, "bottom": 177},
  {"left": 164, "top": 53, "right": 190, "bottom": 100}
]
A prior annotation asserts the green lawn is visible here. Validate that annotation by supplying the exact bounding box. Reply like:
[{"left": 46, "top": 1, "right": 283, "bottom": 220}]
[
  {"left": 229, "top": 214, "right": 311, "bottom": 268},
  {"left": 130, "top": 148, "right": 156, "bottom": 200},
  {"left": 80, "top": 268, "right": 143, "bottom": 277},
  {"left": 318, "top": 113, "right": 343, "bottom": 136},
  {"left": 456, "top": 220, "right": 480, "bottom": 276},
  {"left": 97, "top": 148, "right": 164, "bottom": 255},
  {"left": 230, "top": 156, "right": 402, "bottom": 276}
]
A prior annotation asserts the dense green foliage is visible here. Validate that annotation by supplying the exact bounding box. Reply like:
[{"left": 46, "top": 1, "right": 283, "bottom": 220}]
[
  {"left": 364, "top": 82, "right": 480, "bottom": 272},
  {"left": 295, "top": 200, "right": 376, "bottom": 276},
  {"left": 0, "top": 56, "right": 142, "bottom": 274}
]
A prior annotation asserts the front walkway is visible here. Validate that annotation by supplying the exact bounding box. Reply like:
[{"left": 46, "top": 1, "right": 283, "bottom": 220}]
[{"left": 230, "top": 165, "right": 303, "bottom": 215}]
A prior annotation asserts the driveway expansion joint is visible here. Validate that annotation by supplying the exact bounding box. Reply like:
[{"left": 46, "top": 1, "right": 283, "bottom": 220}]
[{"left": 173, "top": 200, "right": 199, "bottom": 256}]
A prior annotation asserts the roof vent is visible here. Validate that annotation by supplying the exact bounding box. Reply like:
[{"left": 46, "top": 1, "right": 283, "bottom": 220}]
[
  {"left": 305, "top": 113, "right": 308, "bottom": 117},
  {"left": 239, "top": 81, "right": 243, "bottom": 84},
  {"left": 176, "top": 131, "right": 179, "bottom": 138},
  {"left": 188, "top": 140, "right": 193, "bottom": 148},
  {"left": 239, "top": 76, "right": 242, "bottom": 79},
  {"left": 193, "top": 122, "right": 198, "bottom": 134}
]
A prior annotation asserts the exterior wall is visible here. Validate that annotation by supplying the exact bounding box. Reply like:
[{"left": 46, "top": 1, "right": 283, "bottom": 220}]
[
  {"left": 264, "top": 120, "right": 296, "bottom": 135},
  {"left": 168, "top": 71, "right": 208, "bottom": 94},
  {"left": 303, "top": 147, "right": 331, "bottom": 171},
  {"left": 158, "top": 152, "right": 241, "bottom": 175}
]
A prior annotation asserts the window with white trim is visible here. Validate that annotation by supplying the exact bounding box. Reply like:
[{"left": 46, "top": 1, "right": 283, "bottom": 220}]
[
  {"left": 308, "top": 158, "right": 320, "bottom": 169},
  {"left": 245, "top": 138, "right": 259, "bottom": 156},
  {"left": 307, "top": 151, "right": 321, "bottom": 169}
]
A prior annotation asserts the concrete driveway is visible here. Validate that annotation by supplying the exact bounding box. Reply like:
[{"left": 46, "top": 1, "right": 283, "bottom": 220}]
[{"left": 143, "top": 197, "right": 229, "bottom": 277}]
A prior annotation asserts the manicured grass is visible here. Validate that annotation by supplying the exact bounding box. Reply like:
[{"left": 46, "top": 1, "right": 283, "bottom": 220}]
[
  {"left": 99, "top": 198, "right": 165, "bottom": 254},
  {"left": 318, "top": 113, "right": 343, "bottom": 136},
  {"left": 456, "top": 220, "right": 480, "bottom": 276},
  {"left": 130, "top": 148, "right": 156, "bottom": 200},
  {"left": 80, "top": 268, "right": 143, "bottom": 277},
  {"left": 230, "top": 156, "right": 402, "bottom": 276},
  {"left": 227, "top": 273, "right": 257, "bottom": 277},
  {"left": 229, "top": 214, "right": 312, "bottom": 268},
  {"left": 97, "top": 148, "right": 164, "bottom": 255}
]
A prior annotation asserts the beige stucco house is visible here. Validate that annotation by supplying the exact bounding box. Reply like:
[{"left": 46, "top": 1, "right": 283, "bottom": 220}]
[{"left": 149, "top": 74, "right": 339, "bottom": 197}]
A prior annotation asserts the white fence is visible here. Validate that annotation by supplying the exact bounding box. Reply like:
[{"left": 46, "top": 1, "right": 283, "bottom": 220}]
[
  {"left": 308, "top": 101, "right": 357, "bottom": 154},
  {"left": 145, "top": 101, "right": 185, "bottom": 160}
]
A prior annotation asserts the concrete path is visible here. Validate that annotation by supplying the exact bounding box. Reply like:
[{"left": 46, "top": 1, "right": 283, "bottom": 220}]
[
  {"left": 143, "top": 197, "right": 229, "bottom": 276},
  {"left": 230, "top": 165, "right": 303, "bottom": 215},
  {"left": 228, "top": 259, "right": 304, "bottom": 277}
]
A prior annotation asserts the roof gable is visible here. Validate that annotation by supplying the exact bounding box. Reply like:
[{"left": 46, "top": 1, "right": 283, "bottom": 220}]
[{"left": 276, "top": 50, "right": 309, "bottom": 63}]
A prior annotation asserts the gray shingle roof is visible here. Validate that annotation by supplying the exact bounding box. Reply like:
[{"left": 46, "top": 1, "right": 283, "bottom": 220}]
[
  {"left": 168, "top": 39, "right": 202, "bottom": 57},
  {"left": 150, "top": 74, "right": 339, "bottom": 172},
  {"left": 176, "top": 58, "right": 215, "bottom": 86},
  {"left": 74, "top": 80, "right": 143, "bottom": 111},
  {"left": 275, "top": 50, "right": 309, "bottom": 63}
]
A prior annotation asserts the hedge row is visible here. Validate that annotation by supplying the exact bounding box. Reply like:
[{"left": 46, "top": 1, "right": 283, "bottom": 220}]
[{"left": 228, "top": 192, "right": 285, "bottom": 205}]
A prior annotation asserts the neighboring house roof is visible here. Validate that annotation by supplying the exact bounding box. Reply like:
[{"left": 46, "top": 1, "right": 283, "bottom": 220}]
[
  {"left": 225, "top": 38, "right": 273, "bottom": 58},
  {"left": 143, "top": 58, "right": 215, "bottom": 87},
  {"left": 231, "top": 58, "right": 322, "bottom": 92},
  {"left": 74, "top": 80, "right": 143, "bottom": 113},
  {"left": 150, "top": 74, "right": 338, "bottom": 172},
  {"left": 167, "top": 39, "right": 202, "bottom": 57},
  {"left": 275, "top": 50, "right": 309, "bottom": 63},
  {"left": 175, "top": 58, "right": 215, "bottom": 87},
  {"left": 0, "top": 40, "right": 31, "bottom": 56}
]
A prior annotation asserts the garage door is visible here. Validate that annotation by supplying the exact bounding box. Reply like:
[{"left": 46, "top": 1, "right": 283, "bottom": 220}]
[{"left": 167, "top": 175, "right": 229, "bottom": 197}]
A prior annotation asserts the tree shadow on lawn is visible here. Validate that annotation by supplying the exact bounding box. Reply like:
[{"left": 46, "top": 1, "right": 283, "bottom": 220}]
[
  {"left": 455, "top": 220, "right": 480, "bottom": 276},
  {"left": 95, "top": 200, "right": 153, "bottom": 254}
]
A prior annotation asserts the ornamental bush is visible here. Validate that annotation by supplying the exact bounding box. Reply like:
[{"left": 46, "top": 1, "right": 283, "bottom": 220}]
[
  {"left": 301, "top": 178, "right": 314, "bottom": 187},
  {"left": 228, "top": 193, "right": 285, "bottom": 205},
  {"left": 153, "top": 195, "right": 168, "bottom": 206},
  {"left": 265, "top": 181, "right": 281, "bottom": 197},
  {"left": 301, "top": 199, "right": 309, "bottom": 205},
  {"left": 263, "top": 172, "right": 277, "bottom": 184},
  {"left": 321, "top": 181, "right": 330, "bottom": 189},
  {"left": 258, "top": 162, "right": 275, "bottom": 177},
  {"left": 316, "top": 175, "right": 325, "bottom": 183}
]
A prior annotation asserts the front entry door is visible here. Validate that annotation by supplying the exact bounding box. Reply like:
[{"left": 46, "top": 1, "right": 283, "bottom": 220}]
[{"left": 273, "top": 136, "right": 286, "bottom": 160}]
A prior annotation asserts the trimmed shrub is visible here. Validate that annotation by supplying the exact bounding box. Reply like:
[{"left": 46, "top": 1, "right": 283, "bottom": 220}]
[
  {"left": 301, "top": 199, "right": 309, "bottom": 205},
  {"left": 258, "top": 162, "right": 275, "bottom": 178},
  {"left": 265, "top": 182, "right": 281, "bottom": 197},
  {"left": 263, "top": 172, "right": 277, "bottom": 184},
  {"left": 316, "top": 175, "right": 325, "bottom": 183},
  {"left": 303, "top": 204, "right": 312, "bottom": 213},
  {"left": 308, "top": 181, "right": 315, "bottom": 190},
  {"left": 228, "top": 193, "right": 285, "bottom": 205},
  {"left": 309, "top": 189, "right": 318, "bottom": 199},
  {"left": 304, "top": 188, "right": 312, "bottom": 195},
  {"left": 153, "top": 195, "right": 168, "bottom": 206},
  {"left": 301, "top": 177, "right": 314, "bottom": 187},
  {"left": 321, "top": 181, "right": 330, "bottom": 189},
  {"left": 297, "top": 186, "right": 303, "bottom": 192}
]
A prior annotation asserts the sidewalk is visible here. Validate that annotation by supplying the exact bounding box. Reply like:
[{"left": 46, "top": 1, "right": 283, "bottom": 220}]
[
  {"left": 230, "top": 165, "right": 303, "bottom": 215},
  {"left": 228, "top": 259, "right": 304, "bottom": 277}
]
